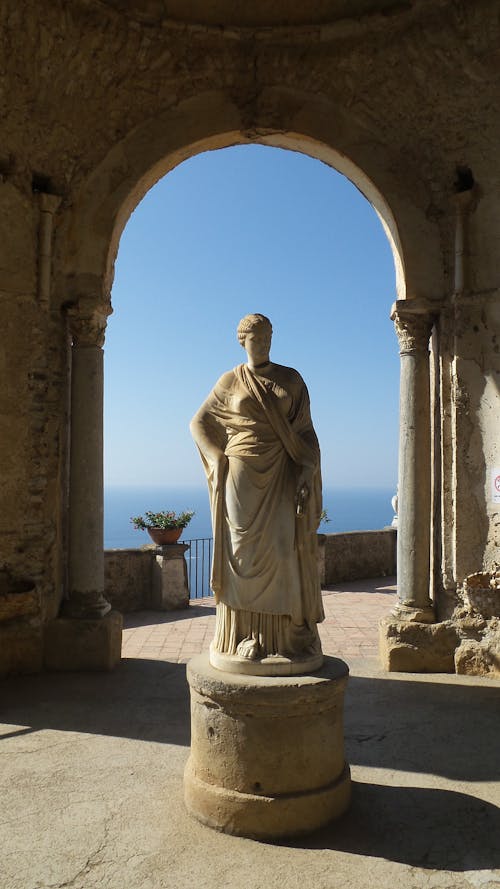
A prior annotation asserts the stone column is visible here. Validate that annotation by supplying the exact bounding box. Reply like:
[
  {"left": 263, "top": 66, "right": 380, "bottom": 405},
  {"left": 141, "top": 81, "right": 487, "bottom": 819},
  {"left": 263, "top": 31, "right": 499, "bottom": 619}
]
[
  {"left": 45, "top": 298, "right": 121, "bottom": 672},
  {"left": 64, "top": 301, "right": 112, "bottom": 618},
  {"left": 392, "top": 300, "right": 436, "bottom": 623}
]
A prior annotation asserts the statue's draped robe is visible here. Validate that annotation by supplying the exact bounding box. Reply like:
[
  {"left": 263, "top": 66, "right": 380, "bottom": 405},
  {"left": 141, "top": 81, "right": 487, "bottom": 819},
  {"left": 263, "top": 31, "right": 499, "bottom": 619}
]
[{"left": 195, "top": 363, "right": 324, "bottom": 656}]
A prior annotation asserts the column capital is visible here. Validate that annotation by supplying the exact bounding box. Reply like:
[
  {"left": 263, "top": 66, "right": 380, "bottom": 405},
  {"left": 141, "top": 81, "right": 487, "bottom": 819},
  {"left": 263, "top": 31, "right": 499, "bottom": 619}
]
[
  {"left": 391, "top": 300, "right": 437, "bottom": 355},
  {"left": 67, "top": 299, "right": 112, "bottom": 347}
]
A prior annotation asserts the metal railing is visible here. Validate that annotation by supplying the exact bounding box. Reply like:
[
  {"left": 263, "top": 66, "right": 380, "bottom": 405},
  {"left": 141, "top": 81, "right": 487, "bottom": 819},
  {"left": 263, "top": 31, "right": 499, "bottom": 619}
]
[{"left": 184, "top": 537, "right": 213, "bottom": 599}]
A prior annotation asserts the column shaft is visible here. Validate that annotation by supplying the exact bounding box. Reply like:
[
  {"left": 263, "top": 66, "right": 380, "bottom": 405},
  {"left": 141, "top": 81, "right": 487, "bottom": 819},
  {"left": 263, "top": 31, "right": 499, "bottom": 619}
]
[
  {"left": 65, "top": 303, "right": 111, "bottom": 618},
  {"left": 393, "top": 303, "right": 435, "bottom": 622}
]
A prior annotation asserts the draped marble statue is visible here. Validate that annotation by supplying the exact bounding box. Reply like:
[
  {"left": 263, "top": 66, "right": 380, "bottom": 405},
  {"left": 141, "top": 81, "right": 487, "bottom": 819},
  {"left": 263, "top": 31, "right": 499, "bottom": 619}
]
[{"left": 190, "top": 314, "right": 324, "bottom": 674}]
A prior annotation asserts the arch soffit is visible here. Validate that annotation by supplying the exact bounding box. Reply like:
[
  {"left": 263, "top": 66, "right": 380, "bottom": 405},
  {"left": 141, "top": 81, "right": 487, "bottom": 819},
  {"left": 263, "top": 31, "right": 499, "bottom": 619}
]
[{"left": 61, "top": 89, "right": 444, "bottom": 306}]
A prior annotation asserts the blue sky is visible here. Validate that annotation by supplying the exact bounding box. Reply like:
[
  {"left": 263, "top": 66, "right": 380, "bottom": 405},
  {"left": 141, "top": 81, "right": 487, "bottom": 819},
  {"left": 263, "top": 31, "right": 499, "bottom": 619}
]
[{"left": 104, "top": 144, "right": 399, "bottom": 490}]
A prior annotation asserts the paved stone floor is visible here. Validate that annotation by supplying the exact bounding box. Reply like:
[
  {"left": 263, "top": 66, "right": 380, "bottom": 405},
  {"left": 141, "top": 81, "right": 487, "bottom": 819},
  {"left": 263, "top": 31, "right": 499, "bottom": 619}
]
[
  {"left": 2, "top": 577, "right": 500, "bottom": 889},
  {"left": 122, "top": 577, "right": 397, "bottom": 664}
]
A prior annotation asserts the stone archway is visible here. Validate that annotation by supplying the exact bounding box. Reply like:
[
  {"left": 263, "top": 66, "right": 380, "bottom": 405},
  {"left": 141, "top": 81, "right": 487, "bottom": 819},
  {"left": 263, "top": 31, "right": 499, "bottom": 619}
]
[
  {"left": 53, "top": 89, "right": 443, "bottom": 668},
  {"left": 59, "top": 89, "right": 445, "bottom": 301}
]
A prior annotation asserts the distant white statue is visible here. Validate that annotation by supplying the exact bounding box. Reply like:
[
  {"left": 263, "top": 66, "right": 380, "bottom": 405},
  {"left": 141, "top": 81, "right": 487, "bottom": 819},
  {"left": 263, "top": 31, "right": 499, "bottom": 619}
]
[
  {"left": 391, "top": 487, "right": 398, "bottom": 528},
  {"left": 190, "top": 313, "right": 324, "bottom": 674}
]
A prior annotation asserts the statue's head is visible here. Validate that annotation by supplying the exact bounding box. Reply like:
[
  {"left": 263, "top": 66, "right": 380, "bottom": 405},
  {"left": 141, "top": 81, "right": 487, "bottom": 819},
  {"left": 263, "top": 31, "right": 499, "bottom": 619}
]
[{"left": 237, "top": 313, "right": 272, "bottom": 347}]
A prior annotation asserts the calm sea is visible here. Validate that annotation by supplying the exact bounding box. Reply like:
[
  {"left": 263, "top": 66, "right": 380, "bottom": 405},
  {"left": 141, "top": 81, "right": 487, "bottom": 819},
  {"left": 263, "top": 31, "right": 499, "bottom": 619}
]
[{"left": 104, "top": 485, "right": 396, "bottom": 549}]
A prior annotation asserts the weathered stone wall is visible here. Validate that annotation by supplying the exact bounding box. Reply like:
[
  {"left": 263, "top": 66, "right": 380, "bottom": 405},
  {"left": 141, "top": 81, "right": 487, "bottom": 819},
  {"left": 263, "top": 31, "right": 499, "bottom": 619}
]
[
  {"left": 452, "top": 296, "right": 500, "bottom": 580},
  {"left": 104, "top": 549, "right": 154, "bottom": 612},
  {"left": 322, "top": 530, "right": 397, "bottom": 586},
  {"left": 0, "top": 180, "right": 68, "bottom": 674},
  {"left": 438, "top": 285, "right": 500, "bottom": 617}
]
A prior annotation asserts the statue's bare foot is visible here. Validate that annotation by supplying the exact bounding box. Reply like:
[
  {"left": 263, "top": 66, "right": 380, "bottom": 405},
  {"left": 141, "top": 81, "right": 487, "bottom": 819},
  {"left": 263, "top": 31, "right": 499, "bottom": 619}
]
[{"left": 236, "top": 637, "right": 260, "bottom": 659}]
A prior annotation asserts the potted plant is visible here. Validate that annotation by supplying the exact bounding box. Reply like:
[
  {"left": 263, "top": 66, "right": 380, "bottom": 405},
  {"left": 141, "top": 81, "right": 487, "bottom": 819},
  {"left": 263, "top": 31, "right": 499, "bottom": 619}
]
[{"left": 130, "top": 509, "right": 195, "bottom": 545}]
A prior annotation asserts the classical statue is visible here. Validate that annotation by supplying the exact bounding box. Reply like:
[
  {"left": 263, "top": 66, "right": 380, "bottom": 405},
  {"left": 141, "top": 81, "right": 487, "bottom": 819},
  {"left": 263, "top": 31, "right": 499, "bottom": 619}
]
[{"left": 190, "top": 313, "right": 324, "bottom": 674}]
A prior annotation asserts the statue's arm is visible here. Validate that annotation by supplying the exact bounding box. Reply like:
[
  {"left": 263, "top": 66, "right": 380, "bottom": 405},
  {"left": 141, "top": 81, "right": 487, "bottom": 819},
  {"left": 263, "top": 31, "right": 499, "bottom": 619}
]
[
  {"left": 299, "top": 425, "right": 320, "bottom": 467},
  {"left": 190, "top": 373, "right": 233, "bottom": 491},
  {"left": 189, "top": 403, "right": 226, "bottom": 464}
]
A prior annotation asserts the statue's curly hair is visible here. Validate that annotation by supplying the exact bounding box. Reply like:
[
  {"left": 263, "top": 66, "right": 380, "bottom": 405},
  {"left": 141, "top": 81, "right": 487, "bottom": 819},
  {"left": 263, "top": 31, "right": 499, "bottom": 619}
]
[{"left": 236, "top": 313, "right": 272, "bottom": 345}]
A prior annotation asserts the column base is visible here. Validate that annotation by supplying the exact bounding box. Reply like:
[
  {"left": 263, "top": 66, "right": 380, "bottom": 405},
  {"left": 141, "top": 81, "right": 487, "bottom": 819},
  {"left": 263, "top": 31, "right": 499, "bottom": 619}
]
[
  {"left": 184, "top": 653, "right": 351, "bottom": 840},
  {"left": 44, "top": 610, "right": 122, "bottom": 671},
  {"left": 391, "top": 602, "right": 435, "bottom": 623},
  {"left": 62, "top": 591, "right": 112, "bottom": 619}
]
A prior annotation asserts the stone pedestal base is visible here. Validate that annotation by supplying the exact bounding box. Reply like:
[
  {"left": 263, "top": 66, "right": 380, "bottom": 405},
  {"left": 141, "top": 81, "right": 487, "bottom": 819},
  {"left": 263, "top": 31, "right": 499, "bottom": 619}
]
[
  {"left": 151, "top": 544, "right": 189, "bottom": 610},
  {"left": 44, "top": 610, "right": 123, "bottom": 671},
  {"left": 184, "top": 653, "right": 351, "bottom": 840}
]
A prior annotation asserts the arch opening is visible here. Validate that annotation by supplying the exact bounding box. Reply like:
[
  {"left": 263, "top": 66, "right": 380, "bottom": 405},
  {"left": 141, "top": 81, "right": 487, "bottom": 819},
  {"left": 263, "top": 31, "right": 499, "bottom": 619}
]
[
  {"left": 103, "top": 141, "right": 400, "bottom": 551},
  {"left": 103, "top": 132, "right": 405, "bottom": 305}
]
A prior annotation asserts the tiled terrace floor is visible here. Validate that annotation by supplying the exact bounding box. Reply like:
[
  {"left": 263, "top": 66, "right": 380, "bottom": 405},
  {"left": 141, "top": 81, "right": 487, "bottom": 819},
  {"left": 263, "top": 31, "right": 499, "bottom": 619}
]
[{"left": 122, "top": 576, "right": 397, "bottom": 664}]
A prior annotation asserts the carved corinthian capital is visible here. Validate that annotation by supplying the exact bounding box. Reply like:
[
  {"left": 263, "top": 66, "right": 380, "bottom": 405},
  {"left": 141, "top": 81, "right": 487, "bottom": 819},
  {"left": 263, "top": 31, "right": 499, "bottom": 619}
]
[
  {"left": 391, "top": 301, "right": 435, "bottom": 355},
  {"left": 67, "top": 299, "right": 112, "bottom": 347}
]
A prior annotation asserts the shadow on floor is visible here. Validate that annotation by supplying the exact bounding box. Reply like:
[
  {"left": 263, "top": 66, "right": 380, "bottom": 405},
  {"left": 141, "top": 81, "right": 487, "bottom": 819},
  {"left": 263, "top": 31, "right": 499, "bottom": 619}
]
[
  {"left": 345, "top": 673, "right": 500, "bottom": 782},
  {"left": 0, "top": 658, "right": 191, "bottom": 747},
  {"left": 295, "top": 781, "right": 500, "bottom": 871}
]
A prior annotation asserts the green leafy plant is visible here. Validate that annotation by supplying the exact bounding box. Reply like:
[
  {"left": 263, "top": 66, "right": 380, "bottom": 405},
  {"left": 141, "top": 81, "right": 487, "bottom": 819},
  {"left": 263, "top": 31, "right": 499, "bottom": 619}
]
[
  {"left": 319, "top": 509, "right": 330, "bottom": 524},
  {"left": 131, "top": 510, "right": 195, "bottom": 531}
]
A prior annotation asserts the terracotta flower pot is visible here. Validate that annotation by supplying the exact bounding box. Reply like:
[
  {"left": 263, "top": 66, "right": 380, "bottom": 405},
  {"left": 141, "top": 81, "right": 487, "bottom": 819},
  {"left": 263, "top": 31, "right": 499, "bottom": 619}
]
[{"left": 147, "top": 527, "right": 183, "bottom": 545}]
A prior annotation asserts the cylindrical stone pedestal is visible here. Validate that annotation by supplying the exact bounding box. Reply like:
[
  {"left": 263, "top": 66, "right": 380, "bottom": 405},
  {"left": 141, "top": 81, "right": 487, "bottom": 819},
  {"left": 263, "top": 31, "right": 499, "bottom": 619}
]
[{"left": 184, "top": 653, "right": 351, "bottom": 840}]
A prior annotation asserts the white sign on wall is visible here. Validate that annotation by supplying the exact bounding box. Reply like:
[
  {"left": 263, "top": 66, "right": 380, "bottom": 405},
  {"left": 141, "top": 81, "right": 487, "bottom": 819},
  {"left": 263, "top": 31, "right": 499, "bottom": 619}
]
[{"left": 492, "top": 468, "right": 500, "bottom": 504}]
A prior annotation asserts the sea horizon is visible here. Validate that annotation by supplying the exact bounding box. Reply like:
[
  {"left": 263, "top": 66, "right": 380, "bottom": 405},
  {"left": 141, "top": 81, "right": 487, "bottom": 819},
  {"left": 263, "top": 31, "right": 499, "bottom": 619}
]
[{"left": 104, "top": 484, "right": 396, "bottom": 549}]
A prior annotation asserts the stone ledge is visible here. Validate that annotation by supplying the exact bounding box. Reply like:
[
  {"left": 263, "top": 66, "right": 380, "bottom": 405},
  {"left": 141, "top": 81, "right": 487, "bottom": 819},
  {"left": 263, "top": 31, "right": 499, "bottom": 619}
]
[
  {"left": 154, "top": 543, "right": 190, "bottom": 560},
  {"left": 43, "top": 610, "right": 123, "bottom": 672}
]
